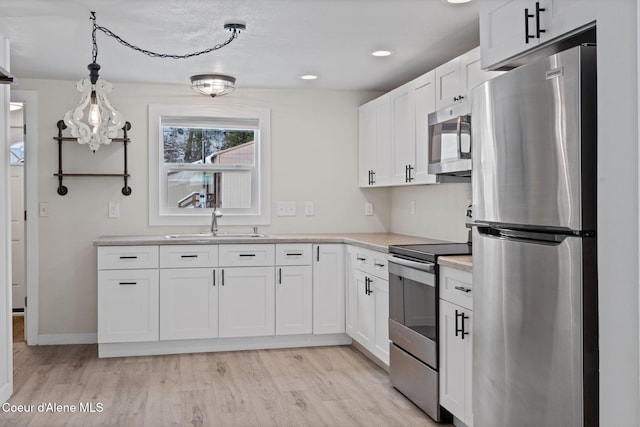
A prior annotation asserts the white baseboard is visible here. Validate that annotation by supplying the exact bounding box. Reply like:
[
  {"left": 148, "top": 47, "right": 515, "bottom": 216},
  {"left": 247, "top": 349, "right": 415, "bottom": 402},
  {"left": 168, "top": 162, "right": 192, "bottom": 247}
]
[
  {"left": 0, "top": 382, "right": 12, "bottom": 404},
  {"left": 99, "top": 333, "right": 352, "bottom": 358},
  {"left": 37, "top": 333, "right": 97, "bottom": 345}
]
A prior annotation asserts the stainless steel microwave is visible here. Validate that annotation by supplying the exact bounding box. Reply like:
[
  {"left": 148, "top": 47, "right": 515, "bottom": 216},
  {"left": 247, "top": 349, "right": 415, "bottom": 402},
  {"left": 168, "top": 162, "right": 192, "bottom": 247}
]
[{"left": 427, "top": 102, "right": 471, "bottom": 177}]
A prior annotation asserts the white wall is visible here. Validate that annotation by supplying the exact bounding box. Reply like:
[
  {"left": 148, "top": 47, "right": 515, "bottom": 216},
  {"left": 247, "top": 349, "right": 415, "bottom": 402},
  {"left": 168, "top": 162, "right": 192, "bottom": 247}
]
[
  {"left": 597, "top": 1, "right": 640, "bottom": 425},
  {"left": 12, "top": 78, "right": 390, "bottom": 337},
  {"left": 390, "top": 183, "right": 470, "bottom": 242}
]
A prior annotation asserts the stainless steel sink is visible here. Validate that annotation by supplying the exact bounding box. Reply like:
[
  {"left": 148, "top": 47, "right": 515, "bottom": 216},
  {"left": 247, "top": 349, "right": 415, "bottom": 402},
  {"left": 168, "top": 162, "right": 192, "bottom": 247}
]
[{"left": 164, "top": 233, "right": 268, "bottom": 239}]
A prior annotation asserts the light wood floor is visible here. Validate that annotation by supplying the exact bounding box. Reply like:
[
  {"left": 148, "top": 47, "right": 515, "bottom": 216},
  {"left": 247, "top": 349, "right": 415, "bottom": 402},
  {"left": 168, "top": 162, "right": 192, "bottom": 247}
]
[{"left": 5, "top": 342, "right": 451, "bottom": 427}]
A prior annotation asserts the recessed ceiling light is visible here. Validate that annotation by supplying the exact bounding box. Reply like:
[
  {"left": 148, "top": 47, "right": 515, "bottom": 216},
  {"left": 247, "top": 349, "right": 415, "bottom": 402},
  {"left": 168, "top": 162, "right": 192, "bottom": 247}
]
[
  {"left": 447, "top": 0, "right": 472, "bottom": 3},
  {"left": 372, "top": 50, "right": 392, "bottom": 57},
  {"left": 300, "top": 74, "right": 318, "bottom": 80}
]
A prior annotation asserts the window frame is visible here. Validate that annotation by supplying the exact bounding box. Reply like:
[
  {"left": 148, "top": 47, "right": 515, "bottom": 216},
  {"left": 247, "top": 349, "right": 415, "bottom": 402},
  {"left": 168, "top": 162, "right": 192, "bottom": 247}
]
[{"left": 148, "top": 104, "right": 271, "bottom": 227}]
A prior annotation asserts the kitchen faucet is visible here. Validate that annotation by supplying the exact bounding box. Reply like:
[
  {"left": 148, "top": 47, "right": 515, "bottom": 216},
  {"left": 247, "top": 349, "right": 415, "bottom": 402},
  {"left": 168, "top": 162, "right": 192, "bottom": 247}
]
[{"left": 211, "top": 208, "right": 223, "bottom": 235}]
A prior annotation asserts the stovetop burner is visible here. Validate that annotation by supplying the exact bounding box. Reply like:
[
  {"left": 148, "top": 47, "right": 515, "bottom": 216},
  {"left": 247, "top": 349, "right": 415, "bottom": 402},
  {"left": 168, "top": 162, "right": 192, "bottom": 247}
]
[{"left": 388, "top": 242, "right": 472, "bottom": 263}]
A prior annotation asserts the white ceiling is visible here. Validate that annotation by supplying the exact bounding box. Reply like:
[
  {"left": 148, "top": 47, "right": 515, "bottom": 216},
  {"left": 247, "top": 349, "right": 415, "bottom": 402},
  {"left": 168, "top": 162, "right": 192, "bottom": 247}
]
[{"left": 0, "top": 0, "right": 480, "bottom": 92}]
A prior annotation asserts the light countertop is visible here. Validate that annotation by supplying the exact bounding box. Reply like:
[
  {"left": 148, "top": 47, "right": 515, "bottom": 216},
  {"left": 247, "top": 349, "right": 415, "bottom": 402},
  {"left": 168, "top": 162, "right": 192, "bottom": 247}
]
[
  {"left": 438, "top": 255, "right": 473, "bottom": 272},
  {"left": 94, "top": 232, "right": 450, "bottom": 253}
]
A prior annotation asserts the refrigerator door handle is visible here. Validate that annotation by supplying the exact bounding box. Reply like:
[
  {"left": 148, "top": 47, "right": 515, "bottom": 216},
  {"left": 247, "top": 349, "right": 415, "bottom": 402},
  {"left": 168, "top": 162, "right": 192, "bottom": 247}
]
[{"left": 476, "top": 226, "right": 569, "bottom": 245}]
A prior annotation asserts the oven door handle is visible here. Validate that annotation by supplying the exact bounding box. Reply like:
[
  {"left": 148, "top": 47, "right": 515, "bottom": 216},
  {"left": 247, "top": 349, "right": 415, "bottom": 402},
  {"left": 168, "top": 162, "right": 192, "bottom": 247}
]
[{"left": 389, "top": 257, "right": 435, "bottom": 273}]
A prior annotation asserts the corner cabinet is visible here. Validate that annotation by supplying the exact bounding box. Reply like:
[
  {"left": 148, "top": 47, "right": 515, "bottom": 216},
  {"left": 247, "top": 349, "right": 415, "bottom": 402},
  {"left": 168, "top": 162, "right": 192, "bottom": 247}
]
[
  {"left": 439, "top": 265, "right": 473, "bottom": 427},
  {"left": 312, "top": 244, "right": 345, "bottom": 334},
  {"left": 480, "top": 0, "right": 596, "bottom": 70},
  {"left": 359, "top": 97, "right": 392, "bottom": 187},
  {"left": 346, "top": 245, "right": 390, "bottom": 366}
]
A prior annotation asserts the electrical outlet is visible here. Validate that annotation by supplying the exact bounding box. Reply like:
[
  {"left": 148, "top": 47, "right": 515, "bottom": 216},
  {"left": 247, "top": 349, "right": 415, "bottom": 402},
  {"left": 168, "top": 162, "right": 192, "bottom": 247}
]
[
  {"left": 108, "top": 202, "right": 120, "bottom": 218},
  {"left": 277, "top": 201, "right": 297, "bottom": 216},
  {"left": 410, "top": 200, "right": 416, "bottom": 215},
  {"left": 305, "top": 201, "right": 314, "bottom": 216},
  {"left": 364, "top": 202, "right": 373, "bottom": 216}
]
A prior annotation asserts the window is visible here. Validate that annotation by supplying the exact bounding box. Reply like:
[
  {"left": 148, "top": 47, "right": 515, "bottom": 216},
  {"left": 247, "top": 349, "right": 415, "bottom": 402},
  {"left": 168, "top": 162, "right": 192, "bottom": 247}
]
[{"left": 149, "top": 104, "right": 271, "bottom": 226}]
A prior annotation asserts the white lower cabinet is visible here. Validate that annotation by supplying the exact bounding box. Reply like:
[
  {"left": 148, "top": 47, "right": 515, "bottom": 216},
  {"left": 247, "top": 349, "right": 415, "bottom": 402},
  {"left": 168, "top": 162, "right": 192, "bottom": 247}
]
[
  {"left": 439, "top": 266, "right": 473, "bottom": 426},
  {"left": 346, "top": 245, "right": 390, "bottom": 365},
  {"left": 275, "top": 266, "right": 312, "bottom": 335},
  {"left": 98, "top": 269, "right": 160, "bottom": 343},
  {"left": 218, "top": 266, "right": 275, "bottom": 338},
  {"left": 312, "top": 244, "right": 345, "bottom": 334},
  {"left": 159, "top": 268, "right": 218, "bottom": 340}
]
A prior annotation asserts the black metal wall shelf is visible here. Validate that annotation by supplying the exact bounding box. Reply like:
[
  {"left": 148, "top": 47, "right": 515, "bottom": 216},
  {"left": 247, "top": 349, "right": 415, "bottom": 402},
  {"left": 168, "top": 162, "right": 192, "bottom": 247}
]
[{"left": 53, "top": 119, "right": 132, "bottom": 196}]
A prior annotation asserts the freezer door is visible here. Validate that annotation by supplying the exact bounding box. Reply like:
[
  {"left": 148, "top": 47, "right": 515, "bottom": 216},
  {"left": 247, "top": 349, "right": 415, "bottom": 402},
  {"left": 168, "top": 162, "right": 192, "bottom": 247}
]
[
  {"left": 471, "top": 45, "right": 596, "bottom": 232},
  {"left": 472, "top": 228, "right": 597, "bottom": 427}
]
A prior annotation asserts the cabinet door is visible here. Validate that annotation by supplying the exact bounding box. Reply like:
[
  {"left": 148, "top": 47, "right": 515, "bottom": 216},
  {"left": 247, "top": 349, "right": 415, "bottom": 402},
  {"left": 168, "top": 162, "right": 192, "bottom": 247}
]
[
  {"left": 275, "top": 266, "right": 312, "bottom": 335},
  {"left": 391, "top": 85, "right": 416, "bottom": 185},
  {"left": 345, "top": 246, "right": 357, "bottom": 337},
  {"left": 439, "top": 299, "right": 473, "bottom": 425},
  {"left": 359, "top": 97, "right": 391, "bottom": 187},
  {"left": 480, "top": 0, "right": 539, "bottom": 70},
  {"left": 358, "top": 101, "right": 377, "bottom": 187},
  {"left": 435, "top": 57, "right": 462, "bottom": 110},
  {"left": 413, "top": 71, "right": 437, "bottom": 184},
  {"left": 372, "top": 276, "right": 390, "bottom": 365},
  {"left": 541, "top": 0, "right": 595, "bottom": 43},
  {"left": 218, "top": 267, "right": 275, "bottom": 337},
  {"left": 159, "top": 268, "right": 218, "bottom": 340},
  {"left": 354, "top": 270, "right": 374, "bottom": 348},
  {"left": 312, "top": 244, "right": 345, "bottom": 334},
  {"left": 98, "top": 269, "right": 159, "bottom": 343},
  {"left": 460, "top": 47, "right": 504, "bottom": 99}
]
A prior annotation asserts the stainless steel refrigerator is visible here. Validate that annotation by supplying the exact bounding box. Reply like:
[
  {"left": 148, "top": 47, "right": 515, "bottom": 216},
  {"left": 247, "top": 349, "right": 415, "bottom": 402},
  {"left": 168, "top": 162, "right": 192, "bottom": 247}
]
[{"left": 470, "top": 45, "right": 598, "bottom": 427}]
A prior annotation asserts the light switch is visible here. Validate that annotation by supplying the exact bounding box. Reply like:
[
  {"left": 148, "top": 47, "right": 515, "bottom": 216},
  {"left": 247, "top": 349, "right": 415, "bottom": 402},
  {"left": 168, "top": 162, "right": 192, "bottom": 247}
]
[
  {"left": 305, "top": 201, "right": 314, "bottom": 216},
  {"left": 108, "top": 202, "right": 120, "bottom": 218},
  {"left": 39, "top": 202, "right": 48, "bottom": 217}
]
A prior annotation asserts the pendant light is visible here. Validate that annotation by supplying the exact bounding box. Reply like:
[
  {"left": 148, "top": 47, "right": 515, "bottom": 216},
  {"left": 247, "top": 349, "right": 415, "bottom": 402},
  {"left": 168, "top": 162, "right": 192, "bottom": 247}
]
[
  {"left": 63, "top": 13, "right": 124, "bottom": 152},
  {"left": 64, "top": 13, "right": 246, "bottom": 151}
]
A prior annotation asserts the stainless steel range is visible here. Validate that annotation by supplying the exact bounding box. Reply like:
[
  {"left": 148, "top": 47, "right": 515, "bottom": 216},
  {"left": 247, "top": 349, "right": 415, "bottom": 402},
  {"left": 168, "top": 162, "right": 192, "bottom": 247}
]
[{"left": 388, "top": 243, "right": 471, "bottom": 422}]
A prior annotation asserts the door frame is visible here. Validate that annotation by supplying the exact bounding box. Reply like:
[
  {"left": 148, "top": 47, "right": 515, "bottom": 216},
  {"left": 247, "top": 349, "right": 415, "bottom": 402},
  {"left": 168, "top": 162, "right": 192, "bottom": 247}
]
[{"left": 10, "top": 90, "right": 38, "bottom": 345}]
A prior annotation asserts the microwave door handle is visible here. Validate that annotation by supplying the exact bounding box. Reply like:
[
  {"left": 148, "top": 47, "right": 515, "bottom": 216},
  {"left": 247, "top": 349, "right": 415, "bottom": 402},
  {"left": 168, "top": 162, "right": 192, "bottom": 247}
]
[{"left": 456, "top": 115, "right": 462, "bottom": 156}]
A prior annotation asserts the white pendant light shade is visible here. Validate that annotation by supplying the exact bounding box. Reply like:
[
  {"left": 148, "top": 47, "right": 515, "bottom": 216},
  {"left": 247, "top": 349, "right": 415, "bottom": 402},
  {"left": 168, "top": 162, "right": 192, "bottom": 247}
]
[
  {"left": 63, "top": 78, "right": 125, "bottom": 152},
  {"left": 190, "top": 74, "right": 236, "bottom": 97}
]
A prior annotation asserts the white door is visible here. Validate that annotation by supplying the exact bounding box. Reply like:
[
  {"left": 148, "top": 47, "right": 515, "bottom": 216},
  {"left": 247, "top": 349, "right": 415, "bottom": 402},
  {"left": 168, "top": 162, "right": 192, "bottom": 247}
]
[
  {"left": 391, "top": 86, "right": 416, "bottom": 185},
  {"left": 218, "top": 267, "right": 275, "bottom": 338},
  {"left": 435, "top": 57, "right": 462, "bottom": 110},
  {"left": 160, "top": 268, "right": 218, "bottom": 340},
  {"left": 413, "top": 71, "right": 437, "bottom": 184},
  {"left": 275, "top": 266, "right": 312, "bottom": 335},
  {"left": 10, "top": 165, "right": 24, "bottom": 311}
]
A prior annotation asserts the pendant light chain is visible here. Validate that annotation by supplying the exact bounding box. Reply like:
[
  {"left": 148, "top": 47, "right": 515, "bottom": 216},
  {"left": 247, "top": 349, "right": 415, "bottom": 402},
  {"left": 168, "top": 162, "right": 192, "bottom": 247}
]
[{"left": 89, "top": 11, "right": 243, "bottom": 60}]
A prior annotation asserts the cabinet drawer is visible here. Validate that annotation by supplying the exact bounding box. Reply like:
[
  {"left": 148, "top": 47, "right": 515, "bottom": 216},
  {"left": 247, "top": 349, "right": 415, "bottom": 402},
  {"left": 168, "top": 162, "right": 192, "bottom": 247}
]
[
  {"left": 439, "top": 266, "right": 473, "bottom": 310},
  {"left": 219, "top": 244, "right": 275, "bottom": 267},
  {"left": 350, "top": 246, "right": 389, "bottom": 279},
  {"left": 275, "top": 244, "right": 312, "bottom": 266},
  {"left": 98, "top": 246, "right": 159, "bottom": 270},
  {"left": 160, "top": 245, "right": 218, "bottom": 268}
]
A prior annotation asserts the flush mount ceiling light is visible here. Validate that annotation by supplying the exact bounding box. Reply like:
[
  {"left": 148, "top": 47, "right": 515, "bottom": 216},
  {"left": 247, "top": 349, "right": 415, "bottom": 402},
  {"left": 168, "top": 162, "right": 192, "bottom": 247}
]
[
  {"left": 300, "top": 74, "right": 318, "bottom": 80},
  {"left": 64, "top": 12, "right": 245, "bottom": 151},
  {"left": 371, "top": 50, "right": 392, "bottom": 57},
  {"left": 190, "top": 74, "right": 236, "bottom": 97}
]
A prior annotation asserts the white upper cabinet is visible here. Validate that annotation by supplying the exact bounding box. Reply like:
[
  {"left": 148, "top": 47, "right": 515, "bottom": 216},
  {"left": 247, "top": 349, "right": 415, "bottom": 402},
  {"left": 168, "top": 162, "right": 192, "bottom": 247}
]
[
  {"left": 480, "top": 0, "right": 596, "bottom": 70},
  {"left": 390, "top": 70, "right": 438, "bottom": 186},
  {"left": 436, "top": 47, "right": 502, "bottom": 110},
  {"left": 358, "top": 96, "right": 392, "bottom": 187}
]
